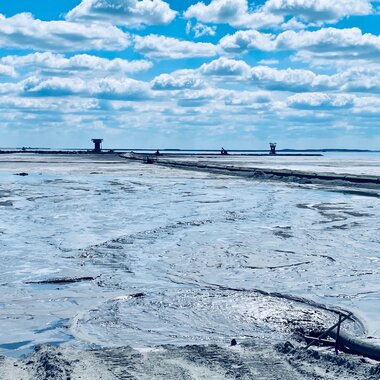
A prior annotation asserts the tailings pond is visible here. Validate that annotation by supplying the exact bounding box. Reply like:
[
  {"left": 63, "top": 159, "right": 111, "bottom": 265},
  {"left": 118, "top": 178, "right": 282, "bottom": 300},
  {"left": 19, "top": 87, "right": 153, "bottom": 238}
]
[{"left": 0, "top": 154, "right": 379, "bottom": 357}]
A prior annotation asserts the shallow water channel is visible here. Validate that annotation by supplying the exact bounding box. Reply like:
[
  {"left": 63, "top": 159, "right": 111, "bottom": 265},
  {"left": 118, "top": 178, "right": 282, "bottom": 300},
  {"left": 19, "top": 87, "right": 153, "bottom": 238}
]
[{"left": 0, "top": 154, "right": 379, "bottom": 357}]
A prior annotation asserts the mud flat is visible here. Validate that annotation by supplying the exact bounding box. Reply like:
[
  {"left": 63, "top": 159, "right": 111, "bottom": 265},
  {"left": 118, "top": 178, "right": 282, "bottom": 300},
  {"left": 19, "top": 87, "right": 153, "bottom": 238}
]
[{"left": 1, "top": 154, "right": 379, "bottom": 378}]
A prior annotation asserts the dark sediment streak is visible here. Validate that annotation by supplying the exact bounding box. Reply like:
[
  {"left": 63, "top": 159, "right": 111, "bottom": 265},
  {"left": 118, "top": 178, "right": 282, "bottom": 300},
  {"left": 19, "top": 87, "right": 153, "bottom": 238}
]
[
  {"left": 25, "top": 276, "right": 96, "bottom": 285},
  {"left": 245, "top": 261, "right": 311, "bottom": 270},
  {"left": 122, "top": 154, "right": 380, "bottom": 193}
]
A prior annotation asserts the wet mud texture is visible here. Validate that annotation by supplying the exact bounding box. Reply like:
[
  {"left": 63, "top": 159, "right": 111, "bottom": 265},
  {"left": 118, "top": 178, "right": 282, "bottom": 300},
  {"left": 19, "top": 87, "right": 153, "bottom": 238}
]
[{"left": 0, "top": 343, "right": 379, "bottom": 380}]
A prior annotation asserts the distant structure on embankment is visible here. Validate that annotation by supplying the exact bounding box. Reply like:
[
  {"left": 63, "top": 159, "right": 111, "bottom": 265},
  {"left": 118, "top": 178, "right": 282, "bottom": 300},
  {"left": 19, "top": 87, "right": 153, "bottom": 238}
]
[
  {"left": 92, "top": 139, "right": 103, "bottom": 153},
  {"left": 269, "top": 143, "right": 277, "bottom": 155}
]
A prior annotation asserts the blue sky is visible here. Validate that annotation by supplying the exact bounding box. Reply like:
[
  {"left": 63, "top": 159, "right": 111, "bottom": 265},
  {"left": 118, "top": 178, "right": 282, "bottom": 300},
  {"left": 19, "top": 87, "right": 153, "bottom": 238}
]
[{"left": 0, "top": 0, "right": 379, "bottom": 149}]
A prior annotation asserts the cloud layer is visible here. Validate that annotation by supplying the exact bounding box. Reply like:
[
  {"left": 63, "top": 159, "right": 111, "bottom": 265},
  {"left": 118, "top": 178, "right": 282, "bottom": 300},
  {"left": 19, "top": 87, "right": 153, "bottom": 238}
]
[{"left": 0, "top": 1, "right": 379, "bottom": 149}]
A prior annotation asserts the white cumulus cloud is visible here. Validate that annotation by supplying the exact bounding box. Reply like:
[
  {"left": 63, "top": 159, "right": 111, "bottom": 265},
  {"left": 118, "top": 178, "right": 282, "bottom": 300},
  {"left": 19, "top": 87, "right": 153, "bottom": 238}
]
[
  {"left": 334, "top": 66, "right": 380, "bottom": 93},
  {"left": 0, "top": 63, "right": 17, "bottom": 77},
  {"left": 176, "top": 88, "right": 225, "bottom": 108},
  {"left": 186, "top": 22, "right": 217, "bottom": 38},
  {"left": 250, "top": 65, "right": 335, "bottom": 91},
  {"left": 220, "top": 27, "right": 380, "bottom": 63},
  {"left": 1, "top": 53, "right": 152, "bottom": 76},
  {"left": 21, "top": 76, "right": 152, "bottom": 100},
  {"left": 200, "top": 57, "right": 251, "bottom": 77},
  {"left": 134, "top": 34, "right": 218, "bottom": 59},
  {"left": 287, "top": 92, "right": 354, "bottom": 109},
  {"left": 264, "top": 0, "right": 372, "bottom": 23},
  {"left": 184, "top": 0, "right": 371, "bottom": 29},
  {"left": 66, "top": 0, "right": 177, "bottom": 27},
  {"left": 224, "top": 90, "right": 273, "bottom": 106},
  {"left": 151, "top": 72, "right": 204, "bottom": 90},
  {"left": 219, "top": 30, "right": 275, "bottom": 52},
  {"left": 184, "top": 0, "right": 282, "bottom": 29},
  {"left": 0, "top": 13, "right": 130, "bottom": 52}
]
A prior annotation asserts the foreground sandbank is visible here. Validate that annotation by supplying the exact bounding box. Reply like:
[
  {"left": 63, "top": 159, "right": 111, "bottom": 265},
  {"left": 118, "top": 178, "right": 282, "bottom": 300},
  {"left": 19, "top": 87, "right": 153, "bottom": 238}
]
[{"left": 1, "top": 342, "right": 379, "bottom": 380}]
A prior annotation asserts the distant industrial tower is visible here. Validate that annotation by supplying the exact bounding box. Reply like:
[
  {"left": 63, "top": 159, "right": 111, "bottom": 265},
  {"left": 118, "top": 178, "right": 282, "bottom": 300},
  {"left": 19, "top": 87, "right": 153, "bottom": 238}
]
[
  {"left": 92, "top": 139, "right": 103, "bottom": 153},
  {"left": 269, "top": 142, "right": 277, "bottom": 155}
]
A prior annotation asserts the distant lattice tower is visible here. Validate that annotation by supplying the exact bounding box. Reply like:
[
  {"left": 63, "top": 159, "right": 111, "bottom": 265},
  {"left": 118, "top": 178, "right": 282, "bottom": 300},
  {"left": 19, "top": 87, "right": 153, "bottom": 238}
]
[
  {"left": 92, "top": 139, "right": 103, "bottom": 153},
  {"left": 269, "top": 142, "right": 277, "bottom": 155}
]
